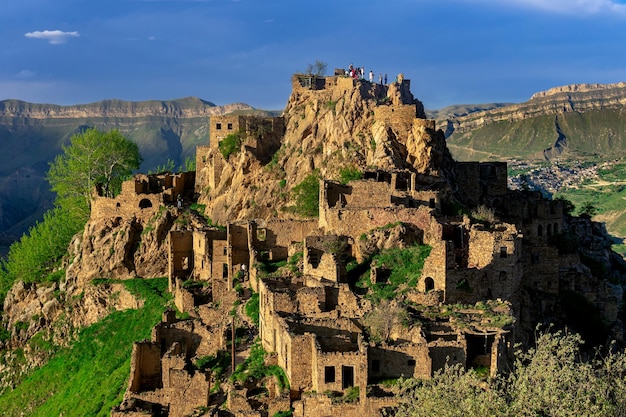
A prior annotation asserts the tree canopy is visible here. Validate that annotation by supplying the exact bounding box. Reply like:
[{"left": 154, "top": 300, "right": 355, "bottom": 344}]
[
  {"left": 47, "top": 128, "right": 142, "bottom": 218},
  {"left": 394, "top": 330, "right": 626, "bottom": 417}
]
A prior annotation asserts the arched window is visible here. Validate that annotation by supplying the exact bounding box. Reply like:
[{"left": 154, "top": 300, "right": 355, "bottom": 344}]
[
  {"left": 547, "top": 224, "right": 552, "bottom": 237},
  {"left": 554, "top": 223, "right": 559, "bottom": 234},
  {"left": 424, "top": 277, "right": 435, "bottom": 292},
  {"left": 537, "top": 224, "right": 543, "bottom": 237}
]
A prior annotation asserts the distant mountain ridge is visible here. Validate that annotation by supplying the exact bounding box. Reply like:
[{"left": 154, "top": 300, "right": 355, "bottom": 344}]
[
  {"left": 0, "top": 97, "right": 272, "bottom": 251},
  {"left": 444, "top": 82, "right": 626, "bottom": 161},
  {"left": 0, "top": 97, "right": 253, "bottom": 118}
]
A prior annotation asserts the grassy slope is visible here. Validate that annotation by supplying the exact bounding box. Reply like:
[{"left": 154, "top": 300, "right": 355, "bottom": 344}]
[
  {"left": 0, "top": 278, "right": 170, "bottom": 417},
  {"left": 447, "top": 109, "right": 626, "bottom": 162}
]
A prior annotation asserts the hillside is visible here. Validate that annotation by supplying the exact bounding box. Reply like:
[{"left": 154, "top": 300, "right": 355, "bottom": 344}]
[
  {"left": 0, "top": 97, "right": 265, "bottom": 251},
  {"left": 442, "top": 83, "right": 626, "bottom": 248},
  {"left": 1, "top": 76, "right": 626, "bottom": 416},
  {"left": 445, "top": 82, "right": 626, "bottom": 162}
]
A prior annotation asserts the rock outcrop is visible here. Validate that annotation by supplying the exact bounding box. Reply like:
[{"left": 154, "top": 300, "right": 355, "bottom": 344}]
[{"left": 196, "top": 74, "right": 455, "bottom": 225}]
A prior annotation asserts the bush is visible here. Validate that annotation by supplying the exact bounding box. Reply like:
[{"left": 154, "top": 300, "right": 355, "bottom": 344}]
[
  {"left": 395, "top": 330, "right": 626, "bottom": 417},
  {"left": 218, "top": 130, "right": 244, "bottom": 160},
  {"left": 338, "top": 165, "right": 362, "bottom": 184},
  {"left": 470, "top": 205, "right": 496, "bottom": 225},
  {"left": 291, "top": 173, "right": 320, "bottom": 217}
]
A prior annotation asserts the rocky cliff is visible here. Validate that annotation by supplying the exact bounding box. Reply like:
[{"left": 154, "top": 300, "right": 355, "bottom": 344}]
[
  {"left": 444, "top": 82, "right": 626, "bottom": 162},
  {"left": 197, "top": 75, "right": 456, "bottom": 225},
  {"left": 446, "top": 82, "right": 626, "bottom": 136}
]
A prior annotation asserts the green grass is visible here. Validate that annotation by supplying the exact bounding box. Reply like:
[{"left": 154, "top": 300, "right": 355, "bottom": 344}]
[
  {"left": 231, "top": 341, "right": 289, "bottom": 391},
  {"left": 449, "top": 109, "right": 626, "bottom": 162},
  {"left": 245, "top": 292, "right": 260, "bottom": 326},
  {"left": 359, "top": 244, "right": 432, "bottom": 302},
  {"left": 0, "top": 277, "right": 170, "bottom": 417}
]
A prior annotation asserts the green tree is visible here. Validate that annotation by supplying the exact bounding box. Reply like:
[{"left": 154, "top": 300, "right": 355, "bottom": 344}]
[
  {"left": 47, "top": 128, "right": 142, "bottom": 217},
  {"left": 394, "top": 330, "right": 626, "bottom": 417},
  {"left": 218, "top": 131, "right": 244, "bottom": 160}
]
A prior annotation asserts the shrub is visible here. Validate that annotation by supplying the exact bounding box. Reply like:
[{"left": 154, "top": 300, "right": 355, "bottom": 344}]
[
  {"left": 291, "top": 173, "right": 320, "bottom": 217},
  {"left": 338, "top": 165, "right": 362, "bottom": 184},
  {"left": 218, "top": 130, "right": 244, "bottom": 160},
  {"left": 470, "top": 205, "right": 496, "bottom": 224}
]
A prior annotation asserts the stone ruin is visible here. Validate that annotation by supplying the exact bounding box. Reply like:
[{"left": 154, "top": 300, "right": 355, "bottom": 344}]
[{"left": 107, "top": 73, "right": 581, "bottom": 417}]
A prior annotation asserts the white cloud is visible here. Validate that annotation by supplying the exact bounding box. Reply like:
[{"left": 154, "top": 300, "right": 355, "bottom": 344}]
[
  {"left": 16, "top": 70, "right": 36, "bottom": 79},
  {"left": 465, "top": 0, "right": 626, "bottom": 16},
  {"left": 517, "top": 0, "right": 626, "bottom": 14},
  {"left": 24, "top": 30, "right": 80, "bottom": 45}
]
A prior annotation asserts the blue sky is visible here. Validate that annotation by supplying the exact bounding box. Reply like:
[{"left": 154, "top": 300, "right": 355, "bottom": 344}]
[{"left": 1, "top": 0, "right": 626, "bottom": 110}]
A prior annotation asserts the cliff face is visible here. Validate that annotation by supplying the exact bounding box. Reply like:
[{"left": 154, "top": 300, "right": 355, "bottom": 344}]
[
  {"left": 196, "top": 75, "right": 455, "bottom": 225},
  {"left": 0, "top": 97, "right": 251, "bottom": 119},
  {"left": 444, "top": 82, "right": 626, "bottom": 162},
  {"left": 446, "top": 82, "right": 626, "bottom": 136}
]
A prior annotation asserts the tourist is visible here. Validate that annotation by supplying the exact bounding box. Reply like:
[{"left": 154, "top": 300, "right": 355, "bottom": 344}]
[
  {"left": 384, "top": 74, "right": 388, "bottom": 84},
  {"left": 379, "top": 74, "right": 383, "bottom": 85},
  {"left": 369, "top": 70, "right": 374, "bottom": 83}
]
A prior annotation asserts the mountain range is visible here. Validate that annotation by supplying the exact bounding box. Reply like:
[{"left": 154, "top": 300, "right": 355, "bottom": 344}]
[
  {"left": 441, "top": 82, "right": 626, "bottom": 162},
  {"left": 0, "top": 97, "right": 272, "bottom": 251},
  {"left": 2, "top": 82, "right": 626, "bottom": 253}
]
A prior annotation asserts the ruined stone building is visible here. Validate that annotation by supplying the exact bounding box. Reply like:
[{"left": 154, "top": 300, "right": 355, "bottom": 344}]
[{"left": 107, "top": 71, "right": 622, "bottom": 417}]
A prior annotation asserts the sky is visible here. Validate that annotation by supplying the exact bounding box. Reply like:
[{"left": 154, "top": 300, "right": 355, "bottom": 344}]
[{"left": 1, "top": 0, "right": 626, "bottom": 110}]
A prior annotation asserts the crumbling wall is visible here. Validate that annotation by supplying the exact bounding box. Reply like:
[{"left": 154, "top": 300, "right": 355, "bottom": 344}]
[
  {"left": 128, "top": 341, "right": 162, "bottom": 393},
  {"left": 293, "top": 394, "right": 398, "bottom": 417},
  {"left": 311, "top": 347, "right": 367, "bottom": 394},
  {"left": 419, "top": 240, "right": 449, "bottom": 294},
  {"left": 321, "top": 205, "right": 441, "bottom": 246},
  {"left": 428, "top": 339, "right": 466, "bottom": 374},
  {"left": 192, "top": 228, "right": 227, "bottom": 281},
  {"left": 168, "top": 230, "right": 193, "bottom": 291},
  {"left": 373, "top": 105, "right": 419, "bottom": 134},
  {"left": 368, "top": 342, "right": 431, "bottom": 382},
  {"left": 455, "top": 162, "right": 508, "bottom": 207},
  {"left": 253, "top": 219, "right": 317, "bottom": 260}
]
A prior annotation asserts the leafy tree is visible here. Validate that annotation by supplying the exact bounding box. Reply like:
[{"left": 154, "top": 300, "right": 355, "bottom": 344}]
[
  {"left": 364, "top": 300, "right": 408, "bottom": 343},
  {"left": 554, "top": 195, "right": 575, "bottom": 215},
  {"left": 394, "top": 330, "right": 626, "bottom": 417},
  {"left": 47, "top": 128, "right": 142, "bottom": 218},
  {"left": 218, "top": 131, "right": 244, "bottom": 160}
]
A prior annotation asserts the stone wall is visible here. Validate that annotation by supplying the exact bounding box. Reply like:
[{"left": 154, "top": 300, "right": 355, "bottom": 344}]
[
  {"left": 128, "top": 341, "right": 162, "bottom": 393},
  {"left": 92, "top": 172, "right": 195, "bottom": 221},
  {"left": 252, "top": 219, "right": 317, "bottom": 260},
  {"left": 168, "top": 230, "right": 193, "bottom": 291},
  {"left": 293, "top": 394, "right": 398, "bottom": 417},
  {"left": 321, "top": 204, "right": 441, "bottom": 246},
  {"left": 311, "top": 348, "right": 367, "bottom": 394},
  {"left": 303, "top": 235, "right": 349, "bottom": 283},
  {"left": 368, "top": 342, "right": 431, "bottom": 381},
  {"left": 455, "top": 162, "right": 508, "bottom": 207},
  {"left": 373, "top": 105, "right": 418, "bottom": 134}
]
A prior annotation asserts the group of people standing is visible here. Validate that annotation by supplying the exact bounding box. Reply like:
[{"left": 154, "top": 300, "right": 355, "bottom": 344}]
[{"left": 346, "top": 63, "right": 387, "bottom": 85}]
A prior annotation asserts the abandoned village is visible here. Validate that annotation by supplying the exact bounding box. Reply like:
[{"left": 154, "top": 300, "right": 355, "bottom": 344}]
[{"left": 11, "top": 71, "right": 621, "bottom": 417}]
